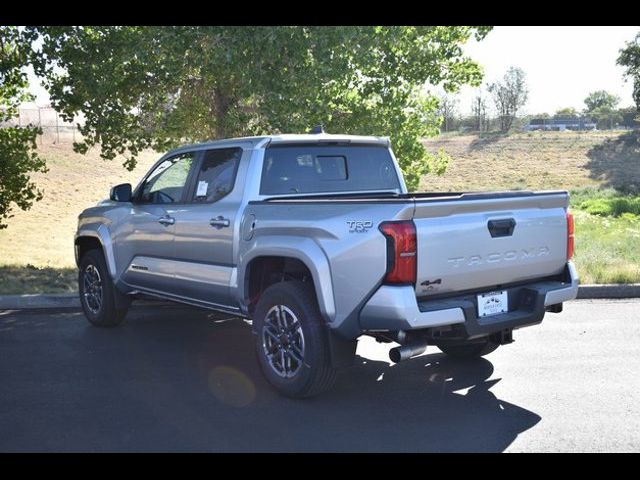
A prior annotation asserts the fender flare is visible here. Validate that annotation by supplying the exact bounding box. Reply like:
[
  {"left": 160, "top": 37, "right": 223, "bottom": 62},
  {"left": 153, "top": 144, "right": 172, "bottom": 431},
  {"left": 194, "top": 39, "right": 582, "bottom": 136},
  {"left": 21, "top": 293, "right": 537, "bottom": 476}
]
[
  {"left": 238, "top": 235, "right": 336, "bottom": 323},
  {"left": 75, "top": 224, "right": 117, "bottom": 280}
]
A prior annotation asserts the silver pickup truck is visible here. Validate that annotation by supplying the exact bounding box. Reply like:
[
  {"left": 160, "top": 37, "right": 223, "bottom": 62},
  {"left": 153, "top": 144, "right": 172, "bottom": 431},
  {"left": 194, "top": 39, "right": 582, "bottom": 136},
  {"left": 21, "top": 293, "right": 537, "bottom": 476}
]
[{"left": 75, "top": 132, "right": 579, "bottom": 397}]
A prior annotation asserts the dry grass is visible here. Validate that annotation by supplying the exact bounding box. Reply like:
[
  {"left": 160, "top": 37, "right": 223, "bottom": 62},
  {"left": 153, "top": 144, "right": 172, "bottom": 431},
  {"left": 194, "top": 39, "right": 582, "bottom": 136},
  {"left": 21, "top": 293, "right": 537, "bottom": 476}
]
[
  {"left": 0, "top": 143, "right": 158, "bottom": 272},
  {"left": 421, "top": 130, "right": 640, "bottom": 192},
  {"left": 573, "top": 210, "right": 640, "bottom": 284},
  {"left": 0, "top": 265, "right": 77, "bottom": 294}
]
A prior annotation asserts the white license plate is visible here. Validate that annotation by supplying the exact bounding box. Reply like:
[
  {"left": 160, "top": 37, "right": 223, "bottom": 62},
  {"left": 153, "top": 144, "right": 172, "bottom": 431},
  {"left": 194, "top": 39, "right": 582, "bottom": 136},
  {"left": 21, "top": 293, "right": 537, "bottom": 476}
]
[{"left": 477, "top": 290, "right": 509, "bottom": 317}]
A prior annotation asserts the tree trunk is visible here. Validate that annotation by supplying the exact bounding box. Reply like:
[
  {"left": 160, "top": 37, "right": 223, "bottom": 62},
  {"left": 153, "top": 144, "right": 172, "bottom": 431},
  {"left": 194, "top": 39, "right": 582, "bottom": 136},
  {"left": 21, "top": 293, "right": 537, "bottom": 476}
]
[
  {"left": 214, "top": 91, "right": 227, "bottom": 139},
  {"left": 504, "top": 115, "right": 513, "bottom": 132},
  {"left": 212, "top": 87, "right": 232, "bottom": 139}
]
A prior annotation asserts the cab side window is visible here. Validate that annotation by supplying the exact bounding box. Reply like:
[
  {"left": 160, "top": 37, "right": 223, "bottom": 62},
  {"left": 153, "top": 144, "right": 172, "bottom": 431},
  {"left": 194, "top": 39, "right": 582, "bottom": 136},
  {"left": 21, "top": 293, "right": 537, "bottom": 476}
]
[
  {"left": 191, "top": 148, "right": 241, "bottom": 203},
  {"left": 139, "top": 152, "right": 194, "bottom": 204}
]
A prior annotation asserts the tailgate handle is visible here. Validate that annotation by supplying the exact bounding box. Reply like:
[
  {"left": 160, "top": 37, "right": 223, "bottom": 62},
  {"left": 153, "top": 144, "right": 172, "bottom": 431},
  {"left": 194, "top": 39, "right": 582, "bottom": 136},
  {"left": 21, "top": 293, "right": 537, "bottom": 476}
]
[{"left": 488, "top": 218, "right": 516, "bottom": 237}]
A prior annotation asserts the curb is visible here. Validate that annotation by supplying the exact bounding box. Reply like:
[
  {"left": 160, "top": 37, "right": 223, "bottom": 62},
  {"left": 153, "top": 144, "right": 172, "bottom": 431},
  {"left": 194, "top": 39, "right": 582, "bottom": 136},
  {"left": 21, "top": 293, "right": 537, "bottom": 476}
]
[
  {"left": 0, "top": 293, "right": 175, "bottom": 311},
  {"left": 576, "top": 284, "right": 640, "bottom": 299},
  {"left": 1, "top": 285, "right": 639, "bottom": 311},
  {"left": 0, "top": 293, "right": 80, "bottom": 310}
]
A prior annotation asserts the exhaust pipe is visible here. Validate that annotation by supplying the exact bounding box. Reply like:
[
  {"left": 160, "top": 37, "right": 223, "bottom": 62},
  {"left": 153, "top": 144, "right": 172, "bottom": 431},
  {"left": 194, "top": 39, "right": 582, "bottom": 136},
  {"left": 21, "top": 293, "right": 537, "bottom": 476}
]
[{"left": 389, "top": 343, "right": 428, "bottom": 363}]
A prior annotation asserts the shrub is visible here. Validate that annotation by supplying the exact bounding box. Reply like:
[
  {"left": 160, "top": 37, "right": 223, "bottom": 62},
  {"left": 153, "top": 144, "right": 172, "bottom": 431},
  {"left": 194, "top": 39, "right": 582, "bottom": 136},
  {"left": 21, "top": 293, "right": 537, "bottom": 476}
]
[{"left": 578, "top": 196, "right": 640, "bottom": 217}]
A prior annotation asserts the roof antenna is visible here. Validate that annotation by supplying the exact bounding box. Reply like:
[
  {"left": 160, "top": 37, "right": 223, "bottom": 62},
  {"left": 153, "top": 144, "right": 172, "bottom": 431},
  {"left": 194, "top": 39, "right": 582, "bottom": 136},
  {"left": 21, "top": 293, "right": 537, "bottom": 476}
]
[{"left": 309, "top": 124, "right": 324, "bottom": 134}]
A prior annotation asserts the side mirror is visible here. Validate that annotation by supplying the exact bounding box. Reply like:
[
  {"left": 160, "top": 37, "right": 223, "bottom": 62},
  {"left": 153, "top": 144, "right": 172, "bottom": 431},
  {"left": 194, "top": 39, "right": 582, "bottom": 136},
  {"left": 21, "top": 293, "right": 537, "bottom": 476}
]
[{"left": 110, "top": 183, "right": 132, "bottom": 202}]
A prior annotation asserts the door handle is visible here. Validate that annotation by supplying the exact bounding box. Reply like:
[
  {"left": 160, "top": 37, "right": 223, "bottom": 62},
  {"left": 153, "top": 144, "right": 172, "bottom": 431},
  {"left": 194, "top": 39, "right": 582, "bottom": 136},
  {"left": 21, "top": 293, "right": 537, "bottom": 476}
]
[
  {"left": 158, "top": 216, "right": 175, "bottom": 226},
  {"left": 209, "top": 216, "right": 230, "bottom": 229}
]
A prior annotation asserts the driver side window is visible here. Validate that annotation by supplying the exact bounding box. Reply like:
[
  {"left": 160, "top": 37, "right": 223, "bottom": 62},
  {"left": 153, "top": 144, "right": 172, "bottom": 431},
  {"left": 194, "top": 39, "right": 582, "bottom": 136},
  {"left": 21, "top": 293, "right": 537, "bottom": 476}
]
[{"left": 139, "top": 152, "right": 194, "bottom": 204}]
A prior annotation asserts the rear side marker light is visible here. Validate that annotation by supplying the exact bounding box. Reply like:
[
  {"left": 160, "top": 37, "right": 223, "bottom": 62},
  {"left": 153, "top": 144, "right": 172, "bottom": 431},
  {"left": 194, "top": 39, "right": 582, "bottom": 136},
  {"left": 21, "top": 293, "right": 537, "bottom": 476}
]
[{"left": 567, "top": 211, "right": 574, "bottom": 261}]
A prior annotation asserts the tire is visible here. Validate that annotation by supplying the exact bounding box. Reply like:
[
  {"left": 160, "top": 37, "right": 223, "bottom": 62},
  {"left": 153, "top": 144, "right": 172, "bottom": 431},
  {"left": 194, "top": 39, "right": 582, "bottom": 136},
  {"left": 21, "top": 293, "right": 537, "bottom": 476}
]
[
  {"left": 78, "top": 249, "right": 130, "bottom": 327},
  {"left": 437, "top": 339, "right": 500, "bottom": 359},
  {"left": 253, "top": 281, "right": 338, "bottom": 398}
]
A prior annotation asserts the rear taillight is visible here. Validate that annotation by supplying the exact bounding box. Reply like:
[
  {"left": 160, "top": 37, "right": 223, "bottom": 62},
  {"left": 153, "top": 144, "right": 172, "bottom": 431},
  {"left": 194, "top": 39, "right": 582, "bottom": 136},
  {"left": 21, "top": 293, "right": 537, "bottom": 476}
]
[
  {"left": 379, "top": 220, "right": 417, "bottom": 285},
  {"left": 567, "top": 211, "right": 574, "bottom": 261}
]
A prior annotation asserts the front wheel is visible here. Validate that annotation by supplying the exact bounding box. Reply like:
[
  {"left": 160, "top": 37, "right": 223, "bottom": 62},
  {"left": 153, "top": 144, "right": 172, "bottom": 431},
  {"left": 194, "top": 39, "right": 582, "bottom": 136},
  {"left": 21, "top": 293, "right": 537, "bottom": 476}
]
[
  {"left": 437, "top": 339, "right": 499, "bottom": 359},
  {"left": 253, "top": 281, "right": 338, "bottom": 398},
  {"left": 79, "top": 249, "right": 130, "bottom": 327}
]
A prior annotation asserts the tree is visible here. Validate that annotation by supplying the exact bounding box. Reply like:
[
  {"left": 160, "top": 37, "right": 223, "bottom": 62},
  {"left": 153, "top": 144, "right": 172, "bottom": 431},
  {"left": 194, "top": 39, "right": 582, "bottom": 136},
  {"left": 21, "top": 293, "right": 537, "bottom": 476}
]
[
  {"left": 22, "top": 26, "right": 491, "bottom": 191},
  {"left": 487, "top": 67, "right": 528, "bottom": 132},
  {"left": 555, "top": 107, "right": 577, "bottom": 117},
  {"left": 471, "top": 88, "right": 488, "bottom": 131},
  {"left": 0, "top": 26, "right": 47, "bottom": 229},
  {"left": 583, "top": 90, "right": 621, "bottom": 130},
  {"left": 591, "top": 107, "right": 622, "bottom": 130},
  {"left": 619, "top": 105, "right": 640, "bottom": 128},
  {"left": 583, "top": 90, "right": 620, "bottom": 112},
  {"left": 617, "top": 32, "right": 640, "bottom": 113},
  {"left": 438, "top": 94, "right": 459, "bottom": 132}
]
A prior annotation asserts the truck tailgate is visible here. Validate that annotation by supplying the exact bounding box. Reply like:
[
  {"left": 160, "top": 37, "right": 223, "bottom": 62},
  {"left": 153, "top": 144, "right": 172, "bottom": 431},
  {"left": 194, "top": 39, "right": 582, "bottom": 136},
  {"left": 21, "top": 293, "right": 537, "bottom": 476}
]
[{"left": 412, "top": 191, "right": 569, "bottom": 297}]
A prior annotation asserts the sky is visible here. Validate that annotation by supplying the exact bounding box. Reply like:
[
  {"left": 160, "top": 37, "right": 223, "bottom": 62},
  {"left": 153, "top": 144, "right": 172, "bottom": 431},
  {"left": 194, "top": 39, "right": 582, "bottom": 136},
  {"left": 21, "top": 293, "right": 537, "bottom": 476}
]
[
  {"left": 26, "top": 26, "right": 640, "bottom": 116},
  {"left": 454, "top": 26, "right": 639, "bottom": 116}
]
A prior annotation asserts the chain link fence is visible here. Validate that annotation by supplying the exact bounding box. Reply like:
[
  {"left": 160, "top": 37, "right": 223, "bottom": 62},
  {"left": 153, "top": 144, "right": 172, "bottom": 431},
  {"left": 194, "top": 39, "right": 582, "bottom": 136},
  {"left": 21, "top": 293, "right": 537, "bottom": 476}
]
[
  {"left": 0, "top": 107, "right": 84, "bottom": 144},
  {"left": 3, "top": 107, "right": 637, "bottom": 142},
  {"left": 442, "top": 113, "right": 639, "bottom": 134}
]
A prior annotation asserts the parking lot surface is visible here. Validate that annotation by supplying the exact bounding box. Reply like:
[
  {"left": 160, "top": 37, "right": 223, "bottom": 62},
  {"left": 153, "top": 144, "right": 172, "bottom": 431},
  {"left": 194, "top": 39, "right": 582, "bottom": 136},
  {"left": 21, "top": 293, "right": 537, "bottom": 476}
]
[{"left": 0, "top": 299, "right": 638, "bottom": 452}]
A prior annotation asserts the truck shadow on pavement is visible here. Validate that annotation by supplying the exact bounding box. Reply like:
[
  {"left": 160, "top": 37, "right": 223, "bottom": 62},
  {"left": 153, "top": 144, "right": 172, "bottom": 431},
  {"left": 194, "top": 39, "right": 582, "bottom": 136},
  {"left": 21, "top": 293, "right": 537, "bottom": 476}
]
[
  {"left": 333, "top": 355, "right": 541, "bottom": 452},
  {"left": 0, "top": 305, "right": 541, "bottom": 452}
]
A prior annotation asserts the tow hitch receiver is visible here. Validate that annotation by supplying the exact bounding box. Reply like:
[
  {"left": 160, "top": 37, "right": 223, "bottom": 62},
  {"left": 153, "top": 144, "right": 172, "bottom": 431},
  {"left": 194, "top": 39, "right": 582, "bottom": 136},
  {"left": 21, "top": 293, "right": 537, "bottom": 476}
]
[{"left": 491, "top": 329, "right": 514, "bottom": 345}]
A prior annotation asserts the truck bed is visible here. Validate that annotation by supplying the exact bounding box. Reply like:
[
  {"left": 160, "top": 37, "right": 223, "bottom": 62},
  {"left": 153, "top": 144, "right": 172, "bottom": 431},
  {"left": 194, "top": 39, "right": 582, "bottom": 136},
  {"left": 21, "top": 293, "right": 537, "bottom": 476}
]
[{"left": 254, "top": 189, "right": 570, "bottom": 300}]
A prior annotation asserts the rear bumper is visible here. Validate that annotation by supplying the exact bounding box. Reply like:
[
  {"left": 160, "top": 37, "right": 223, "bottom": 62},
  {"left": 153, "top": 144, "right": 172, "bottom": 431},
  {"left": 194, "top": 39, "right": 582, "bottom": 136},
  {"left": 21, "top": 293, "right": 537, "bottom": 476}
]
[{"left": 359, "top": 262, "right": 579, "bottom": 338}]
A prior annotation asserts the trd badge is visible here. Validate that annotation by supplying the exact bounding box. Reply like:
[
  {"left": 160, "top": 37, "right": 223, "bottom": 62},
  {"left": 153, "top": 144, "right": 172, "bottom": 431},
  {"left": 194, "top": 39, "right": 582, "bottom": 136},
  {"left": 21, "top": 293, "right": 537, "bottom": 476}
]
[{"left": 347, "top": 220, "right": 373, "bottom": 233}]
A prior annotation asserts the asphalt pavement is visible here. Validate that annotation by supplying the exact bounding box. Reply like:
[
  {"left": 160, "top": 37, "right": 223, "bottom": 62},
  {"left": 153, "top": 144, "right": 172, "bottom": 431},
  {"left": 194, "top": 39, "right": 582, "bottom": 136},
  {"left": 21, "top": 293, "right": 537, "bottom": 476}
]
[{"left": 0, "top": 299, "right": 638, "bottom": 452}]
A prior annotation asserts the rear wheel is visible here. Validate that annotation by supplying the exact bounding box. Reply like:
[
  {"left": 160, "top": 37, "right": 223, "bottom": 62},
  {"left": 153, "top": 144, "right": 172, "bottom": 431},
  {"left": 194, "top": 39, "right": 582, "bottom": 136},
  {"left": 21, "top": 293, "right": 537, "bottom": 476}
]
[
  {"left": 79, "top": 249, "right": 130, "bottom": 327},
  {"left": 437, "top": 339, "right": 499, "bottom": 359},
  {"left": 253, "top": 281, "right": 339, "bottom": 398}
]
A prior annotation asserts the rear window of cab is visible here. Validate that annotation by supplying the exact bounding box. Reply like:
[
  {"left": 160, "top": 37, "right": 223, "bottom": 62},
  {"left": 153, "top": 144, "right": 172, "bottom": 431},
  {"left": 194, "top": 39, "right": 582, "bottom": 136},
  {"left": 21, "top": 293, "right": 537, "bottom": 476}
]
[{"left": 260, "top": 144, "right": 401, "bottom": 195}]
